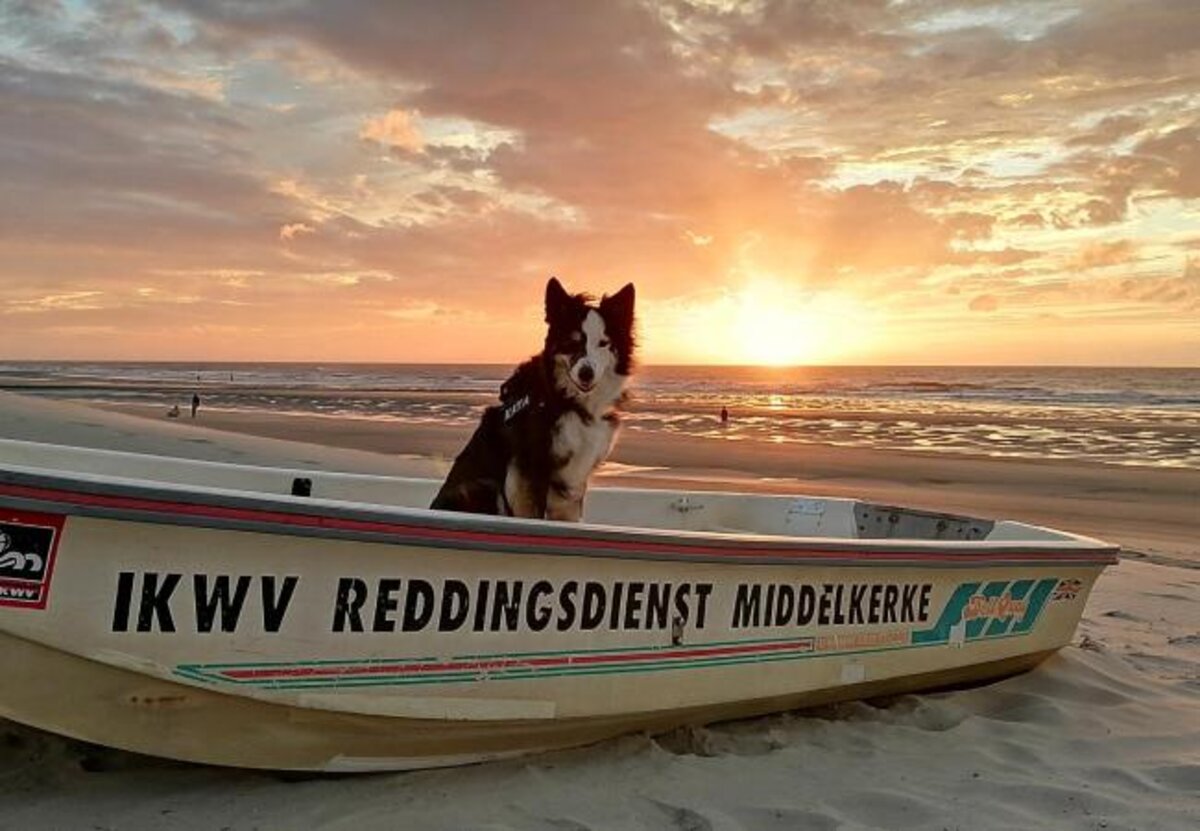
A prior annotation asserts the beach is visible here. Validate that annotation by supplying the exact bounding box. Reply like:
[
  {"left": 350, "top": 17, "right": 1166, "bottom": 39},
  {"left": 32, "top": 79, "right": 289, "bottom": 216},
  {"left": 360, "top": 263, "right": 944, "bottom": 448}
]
[{"left": 1, "top": 390, "right": 1197, "bottom": 830}]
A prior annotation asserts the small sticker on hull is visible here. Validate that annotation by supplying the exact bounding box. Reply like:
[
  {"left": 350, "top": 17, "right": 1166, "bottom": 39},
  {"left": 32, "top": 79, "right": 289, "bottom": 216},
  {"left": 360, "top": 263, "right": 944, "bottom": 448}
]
[
  {"left": 1052, "top": 578, "right": 1083, "bottom": 602},
  {"left": 0, "top": 510, "right": 64, "bottom": 610}
]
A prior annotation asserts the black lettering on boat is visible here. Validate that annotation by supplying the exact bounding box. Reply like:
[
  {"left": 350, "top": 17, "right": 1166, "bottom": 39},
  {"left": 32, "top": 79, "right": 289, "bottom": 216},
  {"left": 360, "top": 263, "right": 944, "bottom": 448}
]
[
  {"left": 849, "top": 584, "right": 868, "bottom": 625},
  {"left": 472, "top": 580, "right": 491, "bottom": 632},
  {"left": 673, "top": 584, "right": 691, "bottom": 626},
  {"left": 581, "top": 581, "right": 606, "bottom": 630},
  {"left": 775, "top": 584, "right": 796, "bottom": 626},
  {"left": 869, "top": 584, "right": 882, "bottom": 624},
  {"left": 608, "top": 582, "right": 625, "bottom": 630},
  {"left": 694, "top": 584, "right": 713, "bottom": 628},
  {"left": 732, "top": 584, "right": 762, "bottom": 629},
  {"left": 797, "top": 585, "right": 816, "bottom": 625},
  {"left": 112, "top": 571, "right": 135, "bottom": 632},
  {"left": 557, "top": 580, "right": 578, "bottom": 631},
  {"left": 262, "top": 575, "right": 298, "bottom": 633},
  {"left": 332, "top": 577, "right": 368, "bottom": 632},
  {"left": 646, "top": 583, "right": 670, "bottom": 630},
  {"left": 624, "top": 582, "right": 645, "bottom": 630},
  {"left": 490, "top": 580, "right": 523, "bottom": 632},
  {"left": 194, "top": 575, "right": 251, "bottom": 634},
  {"left": 372, "top": 578, "right": 401, "bottom": 633},
  {"left": 403, "top": 579, "right": 435, "bottom": 632},
  {"left": 439, "top": 579, "right": 470, "bottom": 632},
  {"left": 818, "top": 584, "right": 834, "bottom": 626},
  {"left": 901, "top": 584, "right": 919, "bottom": 622},
  {"left": 137, "top": 572, "right": 180, "bottom": 633},
  {"left": 883, "top": 584, "right": 899, "bottom": 623},
  {"left": 527, "top": 580, "right": 553, "bottom": 631}
]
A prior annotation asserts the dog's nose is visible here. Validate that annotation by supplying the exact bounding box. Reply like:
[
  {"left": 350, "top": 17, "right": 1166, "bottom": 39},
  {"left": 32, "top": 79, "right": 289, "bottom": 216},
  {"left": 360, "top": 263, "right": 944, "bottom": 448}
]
[{"left": 578, "top": 363, "right": 595, "bottom": 384}]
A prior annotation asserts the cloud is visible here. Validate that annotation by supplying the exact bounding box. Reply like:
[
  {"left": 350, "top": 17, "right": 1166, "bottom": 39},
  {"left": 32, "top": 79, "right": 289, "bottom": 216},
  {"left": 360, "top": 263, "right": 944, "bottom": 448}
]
[
  {"left": 1071, "top": 239, "right": 1137, "bottom": 270},
  {"left": 3, "top": 291, "right": 106, "bottom": 314},
  {"left": 1135, "top": 126, "right": 1200, "bottom": 199},
  {"left": 969, "top": 293, "right": 1000, "bottom": 312},
  {"left": 1113, "top": 258, "right": 1200, "bottom": 309},
  {"left": 279, "top": 222, "right": 316, "bottom": 241},
  {"left": 359, "top": 108, "right": 425, "bottom": 152},
  {"left": 1065, "top": 113, "right": 1145, "bottom": 148}
]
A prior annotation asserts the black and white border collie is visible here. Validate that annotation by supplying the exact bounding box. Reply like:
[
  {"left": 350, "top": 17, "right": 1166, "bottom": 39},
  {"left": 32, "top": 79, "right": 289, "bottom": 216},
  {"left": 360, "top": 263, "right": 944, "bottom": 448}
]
[{"left": 431, "top": 277, "right": 635, "bottom": 521}]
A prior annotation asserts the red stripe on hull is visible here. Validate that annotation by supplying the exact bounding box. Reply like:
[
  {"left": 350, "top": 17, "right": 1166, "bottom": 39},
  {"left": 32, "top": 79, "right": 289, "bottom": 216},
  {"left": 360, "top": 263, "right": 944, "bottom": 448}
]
[
  {"left": 219, "top": 639, "right": 819, "bottom": 681},
  {"left": 0, "top": 482, "right": 1118, "bottom": 566}
]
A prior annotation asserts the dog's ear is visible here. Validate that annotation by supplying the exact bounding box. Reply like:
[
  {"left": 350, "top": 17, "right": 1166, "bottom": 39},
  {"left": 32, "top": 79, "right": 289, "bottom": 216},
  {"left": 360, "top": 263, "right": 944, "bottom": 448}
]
[
  {"left": 545, "top": 277, "right": 571, "bottom": 323},
  {"left": 600, "top": 283, "right": 635, "bottom": 329}
]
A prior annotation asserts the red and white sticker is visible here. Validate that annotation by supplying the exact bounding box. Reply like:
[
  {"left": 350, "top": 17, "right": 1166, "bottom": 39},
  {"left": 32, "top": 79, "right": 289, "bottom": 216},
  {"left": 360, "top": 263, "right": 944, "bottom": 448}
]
[{"left": 0, "top": 510, "right": 65, "bottom": 610}]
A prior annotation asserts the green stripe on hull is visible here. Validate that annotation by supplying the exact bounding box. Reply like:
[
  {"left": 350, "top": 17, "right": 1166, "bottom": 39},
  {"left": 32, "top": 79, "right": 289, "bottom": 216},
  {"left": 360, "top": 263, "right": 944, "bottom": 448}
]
[{"left": 173, "top": 577, "right": 1064, "bottom": 691}]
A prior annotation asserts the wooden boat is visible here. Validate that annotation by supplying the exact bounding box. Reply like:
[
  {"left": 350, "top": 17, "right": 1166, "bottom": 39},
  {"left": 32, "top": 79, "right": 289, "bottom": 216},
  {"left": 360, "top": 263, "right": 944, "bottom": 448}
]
[{"left": 0, "top": 438, "right": 1117, "bottom": 772}]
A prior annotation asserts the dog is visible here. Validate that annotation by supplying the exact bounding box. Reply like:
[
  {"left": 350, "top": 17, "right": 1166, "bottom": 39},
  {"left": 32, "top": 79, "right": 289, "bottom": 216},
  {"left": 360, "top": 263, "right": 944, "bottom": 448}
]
[{"left": 431, "top": 276, "right": 635, "bottom": 521}]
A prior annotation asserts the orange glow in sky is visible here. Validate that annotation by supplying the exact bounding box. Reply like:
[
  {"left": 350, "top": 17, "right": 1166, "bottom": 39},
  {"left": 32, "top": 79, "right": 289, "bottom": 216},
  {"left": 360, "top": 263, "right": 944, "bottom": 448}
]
[
  {"left": 0, "top": 2, "right": 1197, "bottom": 365},
  {"left": 640, "top": 281, "right": 880, "bottom": 366}
]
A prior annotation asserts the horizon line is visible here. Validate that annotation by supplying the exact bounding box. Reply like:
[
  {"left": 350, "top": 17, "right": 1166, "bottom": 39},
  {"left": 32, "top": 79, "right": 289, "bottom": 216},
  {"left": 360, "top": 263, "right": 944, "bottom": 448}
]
[{"left": 2, "top": 359, "right": 1197, "bottom": 371}]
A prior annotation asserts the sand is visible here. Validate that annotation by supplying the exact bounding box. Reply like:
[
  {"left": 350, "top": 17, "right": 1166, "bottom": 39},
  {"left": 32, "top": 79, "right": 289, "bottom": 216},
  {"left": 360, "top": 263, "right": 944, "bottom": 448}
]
[{"left": 1, "top": 391, "right": 1197, "bottom": 830}]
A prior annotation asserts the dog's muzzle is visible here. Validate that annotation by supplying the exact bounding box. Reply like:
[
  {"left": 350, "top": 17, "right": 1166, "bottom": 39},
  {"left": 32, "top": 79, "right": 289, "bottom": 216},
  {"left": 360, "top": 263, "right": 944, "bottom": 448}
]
[{"left": 573, "top": 361, "right": 596, "bottom": 392}]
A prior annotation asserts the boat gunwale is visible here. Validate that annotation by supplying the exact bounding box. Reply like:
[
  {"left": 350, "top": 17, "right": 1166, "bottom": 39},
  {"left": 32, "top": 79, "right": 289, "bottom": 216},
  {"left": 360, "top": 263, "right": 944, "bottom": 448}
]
[{"left": 0, "top": 464, "right": 1119, "bottom": 568}]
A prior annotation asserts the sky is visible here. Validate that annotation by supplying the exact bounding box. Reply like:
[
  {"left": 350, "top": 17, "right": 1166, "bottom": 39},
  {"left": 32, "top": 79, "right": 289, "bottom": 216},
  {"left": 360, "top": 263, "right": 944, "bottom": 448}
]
[{"left": 0, "top": 0, "right": 1197, "bottom": 366}]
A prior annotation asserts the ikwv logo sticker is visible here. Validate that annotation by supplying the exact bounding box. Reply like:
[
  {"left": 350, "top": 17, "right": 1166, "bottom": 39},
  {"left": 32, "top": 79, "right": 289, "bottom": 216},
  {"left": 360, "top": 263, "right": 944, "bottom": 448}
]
[
  {"left": 0, "top": 531, "right": 45, "bottom": 575},
  {"left": 0, "top": 512, "right": 65, "bottom": 610}
]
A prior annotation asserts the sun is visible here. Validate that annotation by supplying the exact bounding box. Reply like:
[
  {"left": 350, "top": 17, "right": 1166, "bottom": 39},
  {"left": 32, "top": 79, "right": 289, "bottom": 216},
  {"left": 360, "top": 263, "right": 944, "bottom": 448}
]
[
  {"left": 731, "top": 282, "right": 850, "bottom": 366},
  {"left": 645, "top": 278, "right": 878, "bottom": 365}
]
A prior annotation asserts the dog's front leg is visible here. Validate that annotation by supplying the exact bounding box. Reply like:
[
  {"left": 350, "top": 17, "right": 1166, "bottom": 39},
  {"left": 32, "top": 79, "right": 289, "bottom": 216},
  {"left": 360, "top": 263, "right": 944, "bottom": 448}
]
[{"left": 504, "top": 463, "right": 543, "bottom": 518}]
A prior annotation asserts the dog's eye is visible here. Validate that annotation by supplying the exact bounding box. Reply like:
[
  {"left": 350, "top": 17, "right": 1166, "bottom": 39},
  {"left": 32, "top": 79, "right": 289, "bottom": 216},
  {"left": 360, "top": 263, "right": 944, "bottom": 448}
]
[{"left": 598, "top": 339, "right": 610, "bottom": 348}]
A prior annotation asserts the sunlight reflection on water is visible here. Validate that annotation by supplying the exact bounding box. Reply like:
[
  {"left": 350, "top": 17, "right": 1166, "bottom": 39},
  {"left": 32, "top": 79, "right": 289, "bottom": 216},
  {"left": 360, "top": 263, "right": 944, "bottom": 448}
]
[{"left": 6, "top": 363, "right": 1197, "bottom": 469}]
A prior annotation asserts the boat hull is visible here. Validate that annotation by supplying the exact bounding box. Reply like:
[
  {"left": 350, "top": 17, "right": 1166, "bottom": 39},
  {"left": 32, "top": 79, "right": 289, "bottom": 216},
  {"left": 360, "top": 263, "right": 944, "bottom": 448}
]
[
  {"left": 0, "top": 453, "right": 1116, "bottom": 771},
  {"left": 1, "top": 630, "right": 1058, "bottom": 772}
]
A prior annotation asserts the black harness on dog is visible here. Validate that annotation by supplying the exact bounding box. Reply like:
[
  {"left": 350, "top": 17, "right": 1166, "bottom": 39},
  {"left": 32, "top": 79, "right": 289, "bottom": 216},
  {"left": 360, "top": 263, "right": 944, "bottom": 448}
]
[{"left": 430, "top": 356, "right": 598, "bottom": 516}]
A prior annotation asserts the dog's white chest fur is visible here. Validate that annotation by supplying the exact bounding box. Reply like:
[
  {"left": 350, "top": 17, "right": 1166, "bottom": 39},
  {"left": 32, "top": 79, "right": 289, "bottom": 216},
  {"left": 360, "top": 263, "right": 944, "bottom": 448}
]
[{"left": 552, "top": 411, "right": 617, "bottom": 495}]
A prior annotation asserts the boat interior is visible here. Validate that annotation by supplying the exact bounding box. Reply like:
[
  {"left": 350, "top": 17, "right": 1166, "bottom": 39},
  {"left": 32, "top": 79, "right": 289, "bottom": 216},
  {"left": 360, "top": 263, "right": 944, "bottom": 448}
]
[{"left": 0, "top": 439, "right": 1082, "bottom": 545}]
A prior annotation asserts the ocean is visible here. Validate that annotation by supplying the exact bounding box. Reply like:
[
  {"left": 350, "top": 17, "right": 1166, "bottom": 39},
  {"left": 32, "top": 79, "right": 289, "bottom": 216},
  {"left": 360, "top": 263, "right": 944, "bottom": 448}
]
[{"left": 2, "top": 363, "right": 1197, "bottom": 470}]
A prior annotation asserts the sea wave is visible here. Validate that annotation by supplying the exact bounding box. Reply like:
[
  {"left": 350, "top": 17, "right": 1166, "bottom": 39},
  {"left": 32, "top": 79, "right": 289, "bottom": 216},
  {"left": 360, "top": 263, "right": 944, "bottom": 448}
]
[{"left": 2, "top": 362, "right": 1197, "bottom": 469}]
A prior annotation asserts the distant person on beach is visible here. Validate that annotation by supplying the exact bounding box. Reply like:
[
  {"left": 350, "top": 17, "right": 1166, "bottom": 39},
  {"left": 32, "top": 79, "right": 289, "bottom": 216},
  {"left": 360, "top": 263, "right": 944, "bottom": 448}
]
[
  {"left": 720, "top": 406, "right": 729, "bottom": 425},
  {"left": 166, "top": 404, "right": 180, "bottom": 418},
  {"left": 191, "top": 392, "right": 200, "bottom": 418}
]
